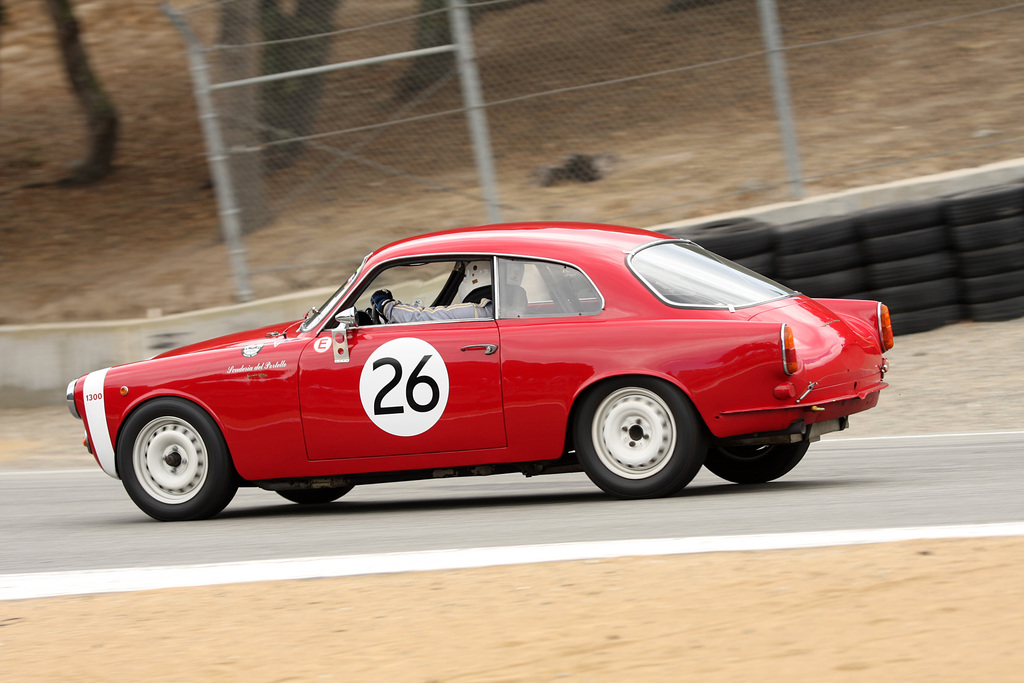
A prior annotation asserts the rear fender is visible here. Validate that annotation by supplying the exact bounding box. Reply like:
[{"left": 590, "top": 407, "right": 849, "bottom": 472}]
[
  {"left": 817, "top": 298, "right": 887, "bottom": 352},
  {"left": 568, "top": 319, "right": 790, "bottom": 440}
]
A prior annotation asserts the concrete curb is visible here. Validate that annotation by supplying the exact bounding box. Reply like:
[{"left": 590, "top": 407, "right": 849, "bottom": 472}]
[
  {"left": 0, "top": 287, "right": 334, "bottom": 409},
  {"left": 6, "top": 158, "right": 1024, "bottom": 407}
]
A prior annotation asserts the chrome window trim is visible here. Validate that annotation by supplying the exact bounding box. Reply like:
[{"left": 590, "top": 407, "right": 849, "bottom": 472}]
[
  {"left": 315, "top": 251, "right": 605, "bottom": 334},
  {"left": 300, "top": 252, "right": 370, "bottom": 333},
  {"left": 494, "top": 254, "right": 606, "bottom": 320}
]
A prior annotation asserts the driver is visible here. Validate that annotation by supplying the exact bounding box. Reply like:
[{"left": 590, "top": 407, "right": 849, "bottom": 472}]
[{"left": 370, "top": 289, "right": 493, "bottom": 323}]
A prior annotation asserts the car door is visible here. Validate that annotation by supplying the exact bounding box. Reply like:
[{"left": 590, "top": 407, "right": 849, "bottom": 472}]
[{"left": 298, "top": 318, "right": 506, "bottom": 461}]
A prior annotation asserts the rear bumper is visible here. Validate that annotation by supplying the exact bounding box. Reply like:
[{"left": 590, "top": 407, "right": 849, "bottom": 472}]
[
  {"left": 716, "top": 416, "right": 849, "bottom": 446},
  {"left": 712, "top": 382, "right": 885, "bottom": 442}
]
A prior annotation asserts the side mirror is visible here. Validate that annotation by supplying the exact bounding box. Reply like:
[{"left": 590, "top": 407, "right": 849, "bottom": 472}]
[{"left": 335, "top": 306, "right": 356, "bottom": 324}]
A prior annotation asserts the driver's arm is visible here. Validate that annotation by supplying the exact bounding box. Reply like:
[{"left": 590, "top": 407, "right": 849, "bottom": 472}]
[{"left": 386, "top": 300, "right": 492, "bottom": 323}]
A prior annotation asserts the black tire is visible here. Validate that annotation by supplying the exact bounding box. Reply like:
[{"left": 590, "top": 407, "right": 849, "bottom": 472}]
[
  {"left": 856, "top": 199, "right": 944, "bottom": 238},
  {"left": 961, "top": 269, "right": 1024, "bottom": 304},
  {"left": 703, "top": 442, "right": 810, "bottom": 484},
  {"left": 890, "top": 304, "right": 962, "bottom": 336},
  {"left": 943, "top": 184, "right": 1024, "bottom": 226},
  {"left": 776, "top": 243, "right": 863, "bottom": 280},
  {"left": 116, "top": 398, "right": 239, "bottom": 522},
  {"left": 775, "top": 216, "right": 857, "bottom": 255},
  {"left": 733, "top": 251, "right": 776, "bottom": 278},
  {"left": 574, "top": 377, "right": 707, "bottom": 499},
  {"left": 664, "top": 218, "right": 775, "bottom": 259},
  {"left": 862, "top": 225, "right": 948, "bottom": 263},
  {"left": 783, "top": 267, "right": 867, "bottom": 298},
  {"left": 948, "top": 216, "right": 1024, "bottom": 252},
  {"left": 969, "top": 294, "right": 1024, "bottom": 322},
  {"left": 957, "top": 242, "right": 1024, "bottom": 278},
  {"left": 277, "top": 486, "right": 353, "bottom": 505},
  {"left": 872, "top": 277, "right": 959, "bottom": 313},
  {"left": 866, "top": 252, "right": 957, "bottom": 289}
]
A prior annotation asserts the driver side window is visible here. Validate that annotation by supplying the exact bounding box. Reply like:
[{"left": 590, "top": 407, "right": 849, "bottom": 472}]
[
  {"left": 354, "top": 261, "right": 456, "bottom": 314},
  {"left": 351, "top": 260, "right": 496, "bottom": 325}
]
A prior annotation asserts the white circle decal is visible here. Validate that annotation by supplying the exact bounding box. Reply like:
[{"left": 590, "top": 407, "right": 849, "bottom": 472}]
[
  {"left": 359, "top": 337, "right": 450, "bottom": 437},
  {"left": 313, "top": 337, "right": 332, "bottom": 353}
]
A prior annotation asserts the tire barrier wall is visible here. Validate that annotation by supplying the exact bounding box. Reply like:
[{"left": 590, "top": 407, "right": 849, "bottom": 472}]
[{"left": 661, "top": 181, "right": 1024, "bottom": 336}]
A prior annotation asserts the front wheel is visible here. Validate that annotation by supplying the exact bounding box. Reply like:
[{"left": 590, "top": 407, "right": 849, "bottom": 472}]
[
  {"left": 574, "top": 377, "right": 707, "bottom": 499},
  {"left": 117, "top": 398, "right": 239, "bottom": 521},
  {"left": 703, "top": 442, "right": 810, "bottom": 484}
]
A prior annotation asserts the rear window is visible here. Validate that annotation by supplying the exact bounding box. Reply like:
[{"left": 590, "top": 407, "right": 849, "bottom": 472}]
[{"left": 628, "top": 241, "right": 795, "bottom": 309}]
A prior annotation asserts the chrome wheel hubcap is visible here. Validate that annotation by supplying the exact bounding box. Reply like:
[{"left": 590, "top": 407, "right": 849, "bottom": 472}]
[
  {"left": 591, "top": 387, "right": 676, "bottom": 479},
  {"left": 133, "top": 416, "right": 208, "bottom": 504}
]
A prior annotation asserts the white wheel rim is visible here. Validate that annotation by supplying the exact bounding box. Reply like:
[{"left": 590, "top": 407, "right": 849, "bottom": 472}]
[
  {"left": 132, "top": 416, "right": 209, "bottom": 505},
  {"left": 591, "top": 387, "right": 677, "bottom": 480}
]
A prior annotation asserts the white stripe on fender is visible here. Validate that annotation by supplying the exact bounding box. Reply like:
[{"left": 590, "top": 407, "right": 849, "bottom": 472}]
[
  {"left": 1, "top": 522, "right": 1022, "bottom": 601},
  {"left": 83, "top": 368, "right": 117, "bottom": 478}
]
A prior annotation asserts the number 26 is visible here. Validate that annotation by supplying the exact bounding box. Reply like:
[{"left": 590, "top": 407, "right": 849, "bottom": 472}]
[{"left": 372, "top": 354, "right": 440, "bottom": 415}]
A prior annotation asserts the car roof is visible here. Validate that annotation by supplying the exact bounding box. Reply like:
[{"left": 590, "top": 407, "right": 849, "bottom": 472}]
[{"left": 368, "top": 222, "right": 664, "bottom": 265}]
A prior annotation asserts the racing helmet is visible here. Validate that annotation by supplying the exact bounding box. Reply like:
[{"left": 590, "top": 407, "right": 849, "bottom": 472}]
[{"left": 456, "top": 261, "right": 492, "bottom": 303}]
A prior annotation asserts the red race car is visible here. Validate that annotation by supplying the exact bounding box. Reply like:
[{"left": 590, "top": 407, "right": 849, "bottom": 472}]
[{"left": 67, "top": 223, "right": 892, "bottom": 521}]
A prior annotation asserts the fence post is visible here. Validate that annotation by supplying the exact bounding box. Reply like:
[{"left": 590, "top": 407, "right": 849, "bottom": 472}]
[
  {"left": 757, "top": 0, "right": 804, "bottom": 200},
  {"left": 162, "top": 3, "right": 254, "bottom": 302},
  {"left": 448, "top": 0, "right": 503, "bottom": 223}
]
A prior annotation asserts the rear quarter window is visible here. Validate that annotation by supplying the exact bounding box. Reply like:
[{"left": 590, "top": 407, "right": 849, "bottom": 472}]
[{"left": 629, "top": 241, "right": 794, "bottom": 309}]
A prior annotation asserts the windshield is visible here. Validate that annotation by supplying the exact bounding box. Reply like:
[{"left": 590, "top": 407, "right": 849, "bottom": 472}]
[
  {"left": 629, "top": 241, "right": 795, "bottom": 309},
  {"left": 299, "top": 255, "right": 368, "bottom": 332}
]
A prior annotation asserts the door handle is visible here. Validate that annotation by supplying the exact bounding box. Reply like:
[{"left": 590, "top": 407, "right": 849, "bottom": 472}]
[{"left": 461, "top": 344, "right": 498, "bottom": 355}]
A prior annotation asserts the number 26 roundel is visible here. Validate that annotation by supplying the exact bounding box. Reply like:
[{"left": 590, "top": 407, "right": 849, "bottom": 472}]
[{"left": 358, "top": 337, "right": 450, "bottom": 437}]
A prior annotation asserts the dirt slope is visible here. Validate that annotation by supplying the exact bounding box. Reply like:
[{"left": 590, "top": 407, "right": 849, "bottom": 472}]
[{"left": 4, "top": 0, "right": 1024, "bottom": 324}]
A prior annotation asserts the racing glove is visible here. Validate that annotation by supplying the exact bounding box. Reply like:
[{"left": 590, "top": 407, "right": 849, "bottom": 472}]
[{"left": 370, "top": 289, "right": 394, "bottom": 317}]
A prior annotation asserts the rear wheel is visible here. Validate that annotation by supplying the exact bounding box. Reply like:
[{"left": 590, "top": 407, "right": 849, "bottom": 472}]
[
  {"left": 703, "top": 442, "right": 810, "bottom": 484},
  {"left": 575, "top": 377, "right": 706, "bottom": 499},
  {"left": 276, "top": 486, "right": 353, "bottom": 505},
  {"left": 117, "top": 398, "right": 238, "bottom": 521}
]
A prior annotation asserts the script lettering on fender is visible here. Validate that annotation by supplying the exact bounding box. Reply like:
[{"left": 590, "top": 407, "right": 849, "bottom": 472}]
[{"left": 227, "top": 360, "right": 288, "bottom": 374}]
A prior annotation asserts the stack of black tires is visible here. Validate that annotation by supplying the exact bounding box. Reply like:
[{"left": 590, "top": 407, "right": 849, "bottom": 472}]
[
  {"left": 657, "top": 179, "right": 1024, "bottom": 335},
  {"left": 660, "top": 217, "right": 777, "bottom": 278},
  {"left": 772, "top": 216, "right": 867, "bottom": 299},
  {"left": 944, "top": 184, "right": 1024, "bottom": 323},
  {"left": 856, "top": 198, "right": 960, "bottom": 335}
]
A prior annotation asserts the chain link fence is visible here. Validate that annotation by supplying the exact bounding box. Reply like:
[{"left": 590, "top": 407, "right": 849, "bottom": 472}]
[{"left": 163, "top": 0, "right": 1024, "bottom": 301}]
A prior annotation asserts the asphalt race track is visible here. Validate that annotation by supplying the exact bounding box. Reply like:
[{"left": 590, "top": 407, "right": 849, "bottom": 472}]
[{"left": 2, "top": 432, "right": 1022, "bottom": 584}]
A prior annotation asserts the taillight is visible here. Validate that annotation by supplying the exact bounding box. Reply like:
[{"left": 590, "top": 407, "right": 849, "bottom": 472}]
[
  {"left": 877, "top": 303, "right": 894, "bottom": 351},
  {"left": 781, "top": 324, "right": 799, "bottom": 375}
]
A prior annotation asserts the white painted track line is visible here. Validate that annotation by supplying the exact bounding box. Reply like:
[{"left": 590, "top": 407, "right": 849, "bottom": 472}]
[
  {"left": 3, "top": 522, "right": 1023, "bottom": 601},
  {"left": 826, "top": 429, "right": 1024, "bottom": 442}
]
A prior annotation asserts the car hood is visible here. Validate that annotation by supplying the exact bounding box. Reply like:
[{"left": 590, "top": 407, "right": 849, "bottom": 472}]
[{"left": 153, "top": 320, "right": 304, "bottom": 360}]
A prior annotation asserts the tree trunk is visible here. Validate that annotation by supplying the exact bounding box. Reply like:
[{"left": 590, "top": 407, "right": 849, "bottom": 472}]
[
  {"left": 43, "top": 0, "right": 118, "bottom": 184},
  {"left": 394, "top": 0, "right": 546, "bottom": 102},
  {"left": 258, "top": 0, "right": 345, "bottom": 170},
  {"left": 1, "top": 1, "right": 7, "bottom": 110}
]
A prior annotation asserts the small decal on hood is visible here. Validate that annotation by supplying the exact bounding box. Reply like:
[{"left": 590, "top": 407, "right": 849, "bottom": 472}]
[{"left": 242, "top": 343, "right": 264, "bottom": 357}]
